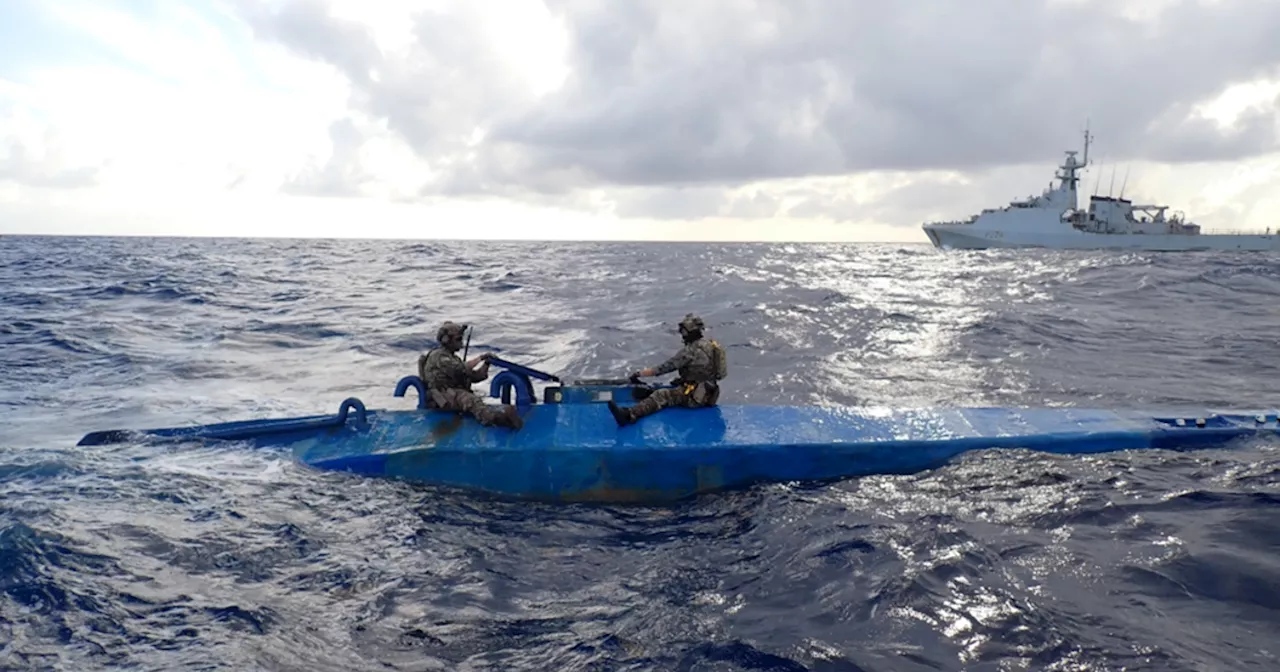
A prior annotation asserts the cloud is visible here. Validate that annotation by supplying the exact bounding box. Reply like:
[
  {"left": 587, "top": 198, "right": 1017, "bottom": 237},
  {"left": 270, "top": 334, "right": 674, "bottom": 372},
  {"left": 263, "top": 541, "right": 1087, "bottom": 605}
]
[
  {"left": 238, "top": 1, "right": 1280, "bottom": 190},
  {"left": 3, "top": 0, "right": 1280, "bottom": 240},
  {"left": 0, "top": 104, "right": 103, "bottom": 190},
  {"left": 0, "top": 138, "right": 100, "bottom": 189},
  {"left": 235, "top": 0, "right": 554, "bottom": 191},
  {"left": 514, "top": 0, "right": 1280, "bottom": 180},
  {"left": 282, "top": 117, "right": 372, "bottom": 197}
]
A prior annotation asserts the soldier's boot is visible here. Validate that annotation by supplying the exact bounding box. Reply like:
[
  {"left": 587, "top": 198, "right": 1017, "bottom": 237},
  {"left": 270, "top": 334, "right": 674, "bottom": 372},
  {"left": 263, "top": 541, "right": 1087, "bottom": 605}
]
[
  {"left": 607, "top": 400, "right": 634, "bottom": 427},
  {"left": 609, "top": 395, "right": 665, "bottom": 427},
  {"left": 498, "top": 405, "right": 524, "bottom": 430},
  {"left": 476, "top": 404, "right": 524, "bottom": 430}
]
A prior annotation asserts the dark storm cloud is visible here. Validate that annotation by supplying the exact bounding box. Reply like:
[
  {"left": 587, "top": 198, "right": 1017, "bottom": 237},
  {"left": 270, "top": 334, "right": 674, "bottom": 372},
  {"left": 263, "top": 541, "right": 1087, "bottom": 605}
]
[
  {"left": 499, "top": 0, "right": 1280, "bottom": 184},
  {"left": 234, "top": 0, "right": 1280, "bottom": 209}
]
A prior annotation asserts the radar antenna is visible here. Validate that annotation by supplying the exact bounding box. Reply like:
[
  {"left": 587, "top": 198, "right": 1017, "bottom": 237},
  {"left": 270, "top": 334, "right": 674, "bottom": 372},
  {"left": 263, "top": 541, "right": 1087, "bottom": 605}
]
[{"left": 1081, "top": 119, "right": 1092, "bottom": 168}]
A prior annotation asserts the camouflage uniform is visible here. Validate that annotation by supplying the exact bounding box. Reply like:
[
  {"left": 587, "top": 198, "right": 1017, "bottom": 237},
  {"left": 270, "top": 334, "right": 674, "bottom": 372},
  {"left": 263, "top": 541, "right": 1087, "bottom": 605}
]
[
  {"left": 418, "top": 321, "right": 523, "bottom": 429},
  {"left": 609, "top": 314, "right": 726, "bottom": 425}
]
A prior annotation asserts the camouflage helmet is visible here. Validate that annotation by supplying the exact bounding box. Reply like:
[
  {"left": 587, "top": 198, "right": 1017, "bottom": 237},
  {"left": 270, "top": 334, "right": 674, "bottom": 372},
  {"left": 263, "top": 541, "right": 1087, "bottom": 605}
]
[
  {"left": 436, "top": 321, "right": 467, "bottom": 343},
  {"left": 678, "top": 313, "right": 705, "bottom": 333}
]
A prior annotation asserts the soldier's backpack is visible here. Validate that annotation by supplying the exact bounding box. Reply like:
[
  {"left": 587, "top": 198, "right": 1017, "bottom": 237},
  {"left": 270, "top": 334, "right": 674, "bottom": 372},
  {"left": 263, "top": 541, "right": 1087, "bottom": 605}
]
[{"left": 707, "top": 339, "right": 728, "bottom": 380}]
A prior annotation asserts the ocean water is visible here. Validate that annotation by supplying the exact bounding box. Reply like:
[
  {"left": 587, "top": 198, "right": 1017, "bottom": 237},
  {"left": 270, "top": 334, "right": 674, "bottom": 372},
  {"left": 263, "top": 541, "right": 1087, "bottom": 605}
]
[{"left": 2, "top": 234, "right": 1280, "bottom": 671}]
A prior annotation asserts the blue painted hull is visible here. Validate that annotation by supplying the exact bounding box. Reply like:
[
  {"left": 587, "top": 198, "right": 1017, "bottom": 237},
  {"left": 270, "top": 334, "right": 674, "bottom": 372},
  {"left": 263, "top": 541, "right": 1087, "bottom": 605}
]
[
  {"left": 78, "top": 397, "right": 1280, "bottom": 503},
  {"left": 294, "top": 405, "right": 1280, "bottom": 502},
  {"left": 74, "top": 361, "right": 1280, "bottom": 503}
]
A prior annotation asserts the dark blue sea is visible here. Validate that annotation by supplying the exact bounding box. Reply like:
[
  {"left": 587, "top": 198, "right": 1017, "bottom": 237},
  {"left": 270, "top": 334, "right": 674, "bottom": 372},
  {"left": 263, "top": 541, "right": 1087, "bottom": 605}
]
[{"left": 3, "top": 235, "right": 1280, "bottom": 671}]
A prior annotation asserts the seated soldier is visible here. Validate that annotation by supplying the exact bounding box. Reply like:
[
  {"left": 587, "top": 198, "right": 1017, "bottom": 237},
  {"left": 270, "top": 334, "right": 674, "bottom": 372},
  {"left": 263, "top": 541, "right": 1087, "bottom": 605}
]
[
  {"left": 418, "top": 321, "right": 523, "bottom": 430},
  {"left": 607, "top": 313, "right": 727, "bottom": 426}
]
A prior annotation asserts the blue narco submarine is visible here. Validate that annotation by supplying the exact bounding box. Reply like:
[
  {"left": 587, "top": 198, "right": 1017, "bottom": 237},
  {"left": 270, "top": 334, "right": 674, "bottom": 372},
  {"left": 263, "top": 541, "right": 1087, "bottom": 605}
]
[{"left": 78, "top": 356, "right": 1280, "bottom": 503}]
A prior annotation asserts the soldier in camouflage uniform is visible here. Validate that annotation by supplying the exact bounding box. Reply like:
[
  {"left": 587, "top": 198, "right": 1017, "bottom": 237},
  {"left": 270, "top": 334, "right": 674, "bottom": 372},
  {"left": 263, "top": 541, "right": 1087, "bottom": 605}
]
[
  {"left": 418, "top": 321, "right": 524, "bottom": 430},
  {"left": 607, "top": 313, "right": 728, "bottom": 426}
]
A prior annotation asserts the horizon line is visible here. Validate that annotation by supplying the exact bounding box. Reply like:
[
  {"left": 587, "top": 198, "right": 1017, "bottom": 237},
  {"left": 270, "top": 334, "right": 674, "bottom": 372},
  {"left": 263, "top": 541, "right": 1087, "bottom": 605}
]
[{"left": 1, "top": 232, "right": 935, "bottom": 245}]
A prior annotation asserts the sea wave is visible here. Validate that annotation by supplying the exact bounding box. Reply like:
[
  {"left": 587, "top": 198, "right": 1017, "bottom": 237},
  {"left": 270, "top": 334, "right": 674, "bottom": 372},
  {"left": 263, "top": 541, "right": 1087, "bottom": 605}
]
[{"left": 2, "top": 236, "right": 1280, "bottom": 670}]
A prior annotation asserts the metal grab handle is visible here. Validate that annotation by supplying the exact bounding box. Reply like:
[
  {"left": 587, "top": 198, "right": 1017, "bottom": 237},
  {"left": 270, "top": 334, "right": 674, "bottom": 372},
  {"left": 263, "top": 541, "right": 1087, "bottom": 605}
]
[
  {"left": 337, "top": 397, "right": 368, "bottom": 427},
  {"left": 393, "top": 375, "right": 428, "bottom": 409}
]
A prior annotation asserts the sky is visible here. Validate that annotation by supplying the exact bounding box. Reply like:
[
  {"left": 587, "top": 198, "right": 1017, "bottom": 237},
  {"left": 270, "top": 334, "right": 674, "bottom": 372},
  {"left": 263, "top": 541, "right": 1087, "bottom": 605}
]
[{"left": 1, "top": 0, "right": 1279, "bottom": 243}]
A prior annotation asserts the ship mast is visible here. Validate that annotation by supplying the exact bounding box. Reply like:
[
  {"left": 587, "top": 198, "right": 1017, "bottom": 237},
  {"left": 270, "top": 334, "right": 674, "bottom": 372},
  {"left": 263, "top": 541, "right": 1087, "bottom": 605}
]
[{"left": 1056, "top": 122, "right": 1092, "bottom": 210}]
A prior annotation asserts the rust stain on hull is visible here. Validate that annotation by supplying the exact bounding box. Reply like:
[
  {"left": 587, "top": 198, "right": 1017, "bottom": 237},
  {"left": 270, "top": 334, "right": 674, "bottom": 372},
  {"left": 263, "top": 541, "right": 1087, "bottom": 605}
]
[
  {"left": 426, "top": 414, "right": 464, "bottom": 442},
  {"left": 542, "top": 459, "right": 730, "bottom": 504}
]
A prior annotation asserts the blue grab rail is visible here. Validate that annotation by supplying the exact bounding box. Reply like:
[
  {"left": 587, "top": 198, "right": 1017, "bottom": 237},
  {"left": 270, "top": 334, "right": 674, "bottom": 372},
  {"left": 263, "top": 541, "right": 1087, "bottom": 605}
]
[
  {"left": 392, "top": 356, "right": 559, "bottom": 408},
  {"left": 486, "top": 356, "right": 560, "bottom": 382},
  {"left": 393, "top": 375, "right": 428, "bottom": 409},
  {"left": 485, "top": 356, "right": 558, "bottom": 406}
]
